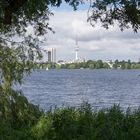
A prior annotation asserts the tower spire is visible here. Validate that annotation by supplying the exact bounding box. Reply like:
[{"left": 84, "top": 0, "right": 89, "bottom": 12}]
[{"left": 75, "top": 33, "right": 79, "bottom": 61}]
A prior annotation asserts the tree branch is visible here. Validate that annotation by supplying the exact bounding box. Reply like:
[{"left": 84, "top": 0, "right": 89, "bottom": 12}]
[{"left": 4, "top": 0, "right": 27, "bottom": 24}]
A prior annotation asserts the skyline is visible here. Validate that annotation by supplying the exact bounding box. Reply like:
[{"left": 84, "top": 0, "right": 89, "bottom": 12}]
[{"left": 41, "top": 6, "right": 140, "bottom": 62}]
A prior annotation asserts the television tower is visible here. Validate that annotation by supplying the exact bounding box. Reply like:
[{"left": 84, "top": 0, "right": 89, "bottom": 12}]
[{"left": 75, "top": 34, "right": 79, "bottom": 61}]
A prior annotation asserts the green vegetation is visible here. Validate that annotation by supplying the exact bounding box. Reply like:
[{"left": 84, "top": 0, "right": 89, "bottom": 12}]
[
  {"left": 59, "top": 60, "right": 108, "bottom": 69},
  {"left": 113, "top": 60, "right": 140, "bottom": 69},
  {"left": 37, "top": 60, "right": 140, "bottom": 70},
  {"left": 2, "top": 97, "right": 140, "bottom": 140},
  {"left": 1, "top": 0, "right": 140, "bottom": 139},
  {"left": 0, "top": 88, "right": 42, "bottom": 140},
  {"left": 1, "top": 0, "right": 140, "bottom": 33}
]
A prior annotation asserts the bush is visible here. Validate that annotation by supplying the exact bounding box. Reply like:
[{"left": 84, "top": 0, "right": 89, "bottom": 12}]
[
  {"left": 1, "top": 90, "right": 140, "bottom": 140},
  {"left": 0, "top": 88, "right": 42, "bottom": 140}
]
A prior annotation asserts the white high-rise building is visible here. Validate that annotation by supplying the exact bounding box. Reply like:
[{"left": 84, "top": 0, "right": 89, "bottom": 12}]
[
  {"left": 47, "top": 48, "right": 56, "bottom": 62},
  {"left": 51, "top": 48, "right": 56, "bottom": 62}
]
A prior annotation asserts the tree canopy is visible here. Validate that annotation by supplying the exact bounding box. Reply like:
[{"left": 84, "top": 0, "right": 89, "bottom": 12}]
[
  {"left": 0, "top": 0, "right": 140, "bottom": 88},
  {"left": 0, "top": 0, "right": 140, "bottom": 33},
  {"left": 1, "top": 1, "right": 140, "bottom": 139},
  {"left": 88, "top": 0, "right": 140, "bottom": 32}
]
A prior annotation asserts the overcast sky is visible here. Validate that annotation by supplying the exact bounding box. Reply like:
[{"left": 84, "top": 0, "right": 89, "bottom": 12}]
[{"left": 41, "top": 5, "right": 140, "bottom": 62}]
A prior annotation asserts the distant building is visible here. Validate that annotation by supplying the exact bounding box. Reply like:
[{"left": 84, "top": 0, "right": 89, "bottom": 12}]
[
  {"left": 75, "top": 34, "right": 79, "bottom": 61},
  {"left": 73, "top": 57, "right": 85, "bottom": 63},
  {"left": 104, "top": 60, "right": 114, "bottom": 69},
  {"left": 47, "top": 48, "right": 56, "bottom": 62},
  {"left": 48, "top": 51, "right": 51, "bottom": 62},
  {"left": 52, "top": 48, "right": 56, "bottom": 62},
  {"left": 57, "top": 60, "right": 66, "bottom": 65},
  {"left": 73, "top": 33, "right": 85, "bottom": 63}
]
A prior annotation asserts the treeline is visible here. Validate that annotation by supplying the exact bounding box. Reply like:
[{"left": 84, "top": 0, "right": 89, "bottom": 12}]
[
  {"left": 113, "top": 60, "right": 140, "bottom": 69},
  {"left": 35, "top": 60, "right": 108, "bottom": 69},
  {"left": 59, "top": 60, "right": 109, "bottom": 69},
  {"left": 36, "top": 60, "right": 140, "bottom": 70}
]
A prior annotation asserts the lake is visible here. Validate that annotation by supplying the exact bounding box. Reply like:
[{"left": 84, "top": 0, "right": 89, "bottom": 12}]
[{"left": 20, "top": 69, "right": 140, "bottom": 111}]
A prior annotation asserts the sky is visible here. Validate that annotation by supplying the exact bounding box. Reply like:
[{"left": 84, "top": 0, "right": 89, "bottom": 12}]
[{"left": 41, "top": 3, "right": 140, "bottom": 62}]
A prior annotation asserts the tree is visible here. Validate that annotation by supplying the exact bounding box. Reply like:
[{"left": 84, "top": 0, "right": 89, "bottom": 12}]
[
  {"left": 89, "top": 63, "right": 95, "bottom": 69},
  {"left": 0, "top": 0, "right": 83, "bottom": 88},
  {"left": 0, "top": 46, "right": 32, "bottom": 89},
  {"left": 121, "top": 60, "right": 126, "bottom": 69},
  {"left": 0, "top": 0, "right": 140, "bottom": 96},
  {"left": 0, "top": 0, "right": 140, "bottom": 53},
  {"left": 1, "top": 0, "right": 140, "bottom": 32},
  {"left": 96, "top": 60, "right": 103, "bottom": 69},
  {"left": 113, "top": 59, "right": 119, "bottom": 69},
  {"left": 88, "top": 0, "right": 140, "bottom": 32},
  {"left": 1, "top": 0, "right": 140, "bottom": 86},
  {"left": 125, "top": 60, "right": 131, "bottom": 69},
  {"left": 55, "top": 64, "right": 61, "bottom": 69},
  {"left": 68, "top": 64, "right": 76, "bottom": 69},
  {"left": 1, "top": 1, "right": 140, "bottom": 138}
]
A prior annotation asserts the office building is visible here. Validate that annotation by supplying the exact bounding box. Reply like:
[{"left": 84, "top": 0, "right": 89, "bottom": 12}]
[
  {"left": 48, "top": 51, "right": 52, "bottom": 62},
  {"left": 47, "top": 48, "right": 56, "bottom": 62}
]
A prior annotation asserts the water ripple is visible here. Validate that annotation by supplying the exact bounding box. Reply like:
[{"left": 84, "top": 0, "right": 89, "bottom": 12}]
[{"left": 22, "top": 69, "right": 140, "bottom": 111}]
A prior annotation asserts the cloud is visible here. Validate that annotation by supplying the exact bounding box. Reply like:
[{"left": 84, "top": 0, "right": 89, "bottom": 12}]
[{"left": 42, "top": 10, "right": 140, "bottom": 61}]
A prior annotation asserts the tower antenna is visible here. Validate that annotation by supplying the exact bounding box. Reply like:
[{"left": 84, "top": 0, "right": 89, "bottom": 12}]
[{"left": 75, "top": 32, "right": 79, "bottom": 61}]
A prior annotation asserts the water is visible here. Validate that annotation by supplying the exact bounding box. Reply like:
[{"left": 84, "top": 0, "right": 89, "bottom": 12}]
[{"left": 19, "top": 69, "right": 140, "bottom": 110}]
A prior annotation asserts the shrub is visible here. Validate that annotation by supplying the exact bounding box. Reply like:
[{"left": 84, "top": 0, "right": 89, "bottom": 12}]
[{"left": 1, "top": 91, "right": 140, "bottom": 140}]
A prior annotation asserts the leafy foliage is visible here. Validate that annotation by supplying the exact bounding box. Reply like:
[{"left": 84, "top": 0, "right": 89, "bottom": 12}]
[
  {"left": 0, "top": 0, "right": 140, "bottom": 86},
  {"left": 1, "top": 1, "right": 140, "bottom": 139},
  {"left": 0, "top": 45, "right": 40, "bottom": 89},
  {"left": 39, "top": 60, "right": 140, "bottom": 70},
  {"left": 88, "top": 0, "right": 140, "bottom": 32},
  {"left": 29, "top": 103, "right": 140, "bottom": 140},
  {"left": 0, "top": 0, "right": 82, "bottom": 37},
  {"left": 1, "top": 97, "right": 140, "bottom": 140},
  {"left": 0, "top": 1, "right": 83, "bottom": 86},
  {"left": 0, "top": 88, "right": 42, "bottom": 140}
]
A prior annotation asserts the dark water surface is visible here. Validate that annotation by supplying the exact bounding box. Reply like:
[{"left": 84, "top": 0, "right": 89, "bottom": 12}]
[{"left": 20, "top": 69, "right": 140, "bottom": 110}]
